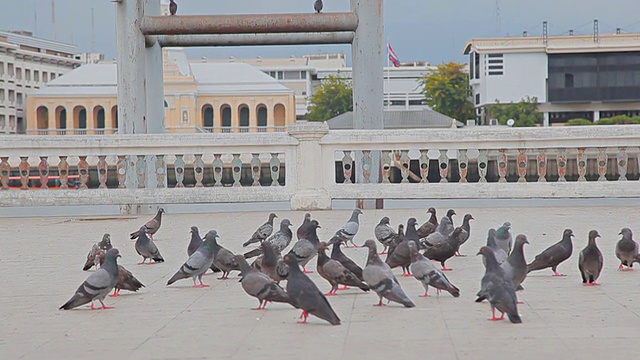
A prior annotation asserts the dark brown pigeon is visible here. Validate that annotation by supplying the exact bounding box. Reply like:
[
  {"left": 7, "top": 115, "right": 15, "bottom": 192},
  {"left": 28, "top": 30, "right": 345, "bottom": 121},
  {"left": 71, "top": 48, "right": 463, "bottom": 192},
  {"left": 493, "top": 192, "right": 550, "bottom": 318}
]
[
  {"left": 316, "top": 242, "right": 369, "bottom": 296},
  {"left": 314, "top": 0, "right": 323, "bottom": 13},
  {"left": 110, "top": 265, "right": 145, "bottom": 297},
  {"left": 260, "top": 241, "right": 288, "bottom": 283},
  {"left": 579, "top": 230, "right": 603, "bottom": 285},
  {"left": 476, "top": 246, "right": 522, "bottom": 323},
  {"left": 328, "top": 237, "right": 364, "bottom": 281},
  {"left": 386, "top": 218, "right": 417, "bottom": 276},
  {"left": 83, "top": 233, "right": 113, "bottom": 271},
  {"left": 527, "top": 228, "right": 573, "bottom": 276},
  {"left": 296, "top": 213, "right": 312, "bottom": 240},
  {"left": 169, "top": 0, "right": 177, "bottom": 15},
  {"left": 130, "top": 208, "right": 164, "bottom": 240},
  {"left": 423, "top": 227, "right": 463, "bottom": 271},
  {"left": 417, "top": 207, "right": 438, "bottom": 239},
  {"left": 615, "top": 227, "right": 638, "bottom": 271},
  {"left": 283, "top": 254, "right": 341, "bottom": 325},
  {"left": 235, "top": 255, "right": 293, "bottom": 310}
]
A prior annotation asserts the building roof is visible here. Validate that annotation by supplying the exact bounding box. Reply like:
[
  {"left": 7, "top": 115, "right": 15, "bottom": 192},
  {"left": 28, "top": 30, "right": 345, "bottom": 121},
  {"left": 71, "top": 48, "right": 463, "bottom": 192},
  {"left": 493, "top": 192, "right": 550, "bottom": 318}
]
[
  {"left": 326, "top": 108, "right": 459, "bottom": 129},
  {"left": 0, "top": 30, "right": 78, "bottom": 55},
  {"left": 464, "top": 32, "right": 640, "bottom": 55},
  {"left": 33, "top": 64, "right": 117, "bottom": 96}
]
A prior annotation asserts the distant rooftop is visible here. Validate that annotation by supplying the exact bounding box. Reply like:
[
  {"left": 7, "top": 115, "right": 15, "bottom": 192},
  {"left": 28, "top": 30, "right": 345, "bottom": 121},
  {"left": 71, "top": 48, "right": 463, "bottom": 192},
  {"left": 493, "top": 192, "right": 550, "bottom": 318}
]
[
  {"left": 0, "top": 30, "right": 78, "bottom": 56},
  {"left": 326, "top": 108, "right": 459, "bottom": 129}
]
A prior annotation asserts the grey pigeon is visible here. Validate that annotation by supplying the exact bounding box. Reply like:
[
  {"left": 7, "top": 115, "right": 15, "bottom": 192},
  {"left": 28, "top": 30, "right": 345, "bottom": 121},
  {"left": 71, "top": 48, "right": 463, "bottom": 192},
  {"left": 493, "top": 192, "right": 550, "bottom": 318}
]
[
  {"left": 244, "top": 219, "right": 293, "bottom": 259},
  {"left": 328, "top": 238, "right": 364, "bottom": 281},
  {"left": 260, "top": 241, "right": 289, "bottom": 283},
  {"left": 386, "top": 218, "right": 416, "bottom": 276},
  {"left": 169, "top": 0, "right": 177, "bottom": 15},
  {"left": 317, "top": 242, "right": 369, "bottom": 295},
  {"left": 167, "top": 230, "right": 217, "bottom": 287},
  {"left": 235, "top": 255, "right": 293, "bottom": 310},
  {"left": 134, "top": 226, "right": 165, "bottom": 264},
  {"left": 484, "top": 229, "right": 508, "bottom": 266},
  {"left": 83, "top": 233, "right": 112, "bottom": 271},
  {"left": 243, "top": 213, "right": 277, "bottom": 248},
  {"left": 130, "top": 208, "right": 164, "bottom": 240},
  {"left": 212, "top": 234, "right": 241, "bottom": 280},
  {"left": 440, "top": 209, "right": 456, "bottom": 235},
  {"left": 314, "top": 0, "right": 323, "bottom": 13},
  {"left": 477, "top": 234, "right": 529, "bottom": 303},
  {"left": 476, "top": 246, "right": 522, "bottom": 323},
  {"left": 423, "top": 227, "right": 463, "bottom": 271},
  {"left": 422, "top": 217, "right": 454, "bottom": 249},
  {"left": 329, "top": 208, "right": 362, "bottom": 248},
  {"left": 417, "top": 207, "right": 438, "bottom": 239},
  {"left": 362, "top": 239, "right": 415, "bottom": 308},
  {"left": 60, "top": 248, "right": 121, "bottom": 310},
  {"left": 111, "top": 265, "right": 145, "bottom": 297},
  {"left": 286, "top": 220, "right": 321, "bottom": 273},
  {"left": 495, "top": 222, "right": 513, "bottom": 254},
  {"left": 527, "top": 228, "right": 574, "bottom": 276},
  {"left": 283, "top": 254, "right": 341, "bottom": 325},
  {"left": 579, "top": 230, "right": 603, "bottom": 285},
  {"left": 296, "top": 213, "right": 312, "bottom": 240},
  {"left": 374, "top": 217, "right": 399, "bottom": 254},
  {"left": 386, "top": 224, "right": 404, "bottom": 259},
  {"left": 187, "top": 226, "right": 202, "bottom": 257},
  {"left": 615, "top": 227, "right": 639, "bottom": 271},
  {"left": 456, "top": 214, "right": 474, "bottom": 256},
  {"left": 408, "top": 241, "right": 460, "bottom": 298}
]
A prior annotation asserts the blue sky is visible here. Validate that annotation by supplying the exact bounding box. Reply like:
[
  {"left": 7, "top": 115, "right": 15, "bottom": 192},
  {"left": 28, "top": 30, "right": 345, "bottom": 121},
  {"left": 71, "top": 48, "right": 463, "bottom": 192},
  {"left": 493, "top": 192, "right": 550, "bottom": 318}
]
[{"left": 3, "top": 0, "right": 640, "bottom": 64}]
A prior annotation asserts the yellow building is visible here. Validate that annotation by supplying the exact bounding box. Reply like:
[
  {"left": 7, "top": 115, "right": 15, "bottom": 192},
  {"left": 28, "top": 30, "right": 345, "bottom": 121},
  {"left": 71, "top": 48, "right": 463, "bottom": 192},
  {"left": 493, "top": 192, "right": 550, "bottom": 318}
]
[{"left": 25, "top": 49, "right": 296, "bottom": 134}]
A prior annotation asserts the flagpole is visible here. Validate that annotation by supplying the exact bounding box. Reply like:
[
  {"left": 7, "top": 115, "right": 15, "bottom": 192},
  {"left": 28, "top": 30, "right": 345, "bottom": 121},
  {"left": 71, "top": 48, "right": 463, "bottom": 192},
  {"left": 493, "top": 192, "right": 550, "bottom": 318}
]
[{"left": 386, "top": 39, "right": 391, "bottom": 110}]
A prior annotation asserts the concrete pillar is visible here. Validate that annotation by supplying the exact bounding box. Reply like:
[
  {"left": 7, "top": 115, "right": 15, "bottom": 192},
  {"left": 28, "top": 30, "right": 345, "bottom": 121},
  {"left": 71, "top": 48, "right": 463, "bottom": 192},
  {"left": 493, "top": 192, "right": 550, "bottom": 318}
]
[
  {"left": 543, "top": 112, "right": 550, "bottom": 127},
  {"left": 87, "top": 105, "right": 96, "bottom": 135},
  {"left": 288, "top": 121, "right": 331, "bottom": 210},
  {"left": 593, "top": 110, "right": 600, "bottom": 123},
  {"left": 47, "top": 105, "right": 55, "bottom": 135}
]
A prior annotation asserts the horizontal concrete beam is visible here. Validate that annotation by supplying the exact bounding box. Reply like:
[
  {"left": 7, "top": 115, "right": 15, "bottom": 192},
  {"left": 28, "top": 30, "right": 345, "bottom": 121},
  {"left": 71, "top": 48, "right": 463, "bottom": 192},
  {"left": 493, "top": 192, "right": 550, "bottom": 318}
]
[
  {"left": 140, "top": 13, "right": 358, "bottom": 35},
  {"left": 148, "top": 32, "right": 355, "bottom": 47}
]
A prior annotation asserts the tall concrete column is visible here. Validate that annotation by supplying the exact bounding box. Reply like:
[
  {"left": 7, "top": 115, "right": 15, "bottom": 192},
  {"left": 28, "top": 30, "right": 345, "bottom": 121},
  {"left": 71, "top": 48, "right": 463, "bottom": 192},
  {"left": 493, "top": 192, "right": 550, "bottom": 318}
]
[
  {"left": 593, "top": 110, "right": 600, "bottom": 123},
  {"left": 543, "top": 112, "right": 550, "bottom": 127}
]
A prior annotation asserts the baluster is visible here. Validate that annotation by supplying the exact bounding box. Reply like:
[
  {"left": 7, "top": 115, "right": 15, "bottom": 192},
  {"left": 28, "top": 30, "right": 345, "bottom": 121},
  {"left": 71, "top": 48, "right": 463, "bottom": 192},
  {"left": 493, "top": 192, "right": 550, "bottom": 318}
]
[
  {"left": 38, "top": 156, "right": 50, "bottom": 189},
  {"left": 517, "top": 149, "right": 527, "bottom": 183},
  {"left": 116, "top": 155, "right": 126, "bottom": 188},
  {"left": 19, "top": 156, "right": 29, "bottom": 190},
  {"left": 458, "top": 149, "right": 468, "bottom": 183},
  {"left": 497, "top": 149, "right": 508, "bottom": 183},
  {"left": 232, "top": 154, "right": 243, "bottom": 187},
  {"left": 0, "top": 157, "right": 9, "bottom": 190},
  {"left": 556, "top": 149, "right": 567, "bottom": 182},
  {"left": 381, "top": 151, "right": 391, "bottom": 183},
  {"left": 270, "top": 153, "right": 280, "bottom": 186},
  {"left": 576, "top": 148, "right": 587, "bottom": 182},
  {"left": 174, "top": 154, "right": 185, "bottom": 188},
  {"left": 342, "top": 151, "right": 353, "bottom": 184},
  {"left": 399, "top": 150, "right": 410, "bottom": 183},
  {"left": 251, "top": 153, "right": 261, "bottom": 186},
  {"left": 97, "top": 155, "right": 108, "bottom": 189},
  {"left": 58, "top": 156, "right": 69, "bottom": 189},
  {"left": 419, "top": 149, "right": 429, "bottom": 183},
  {"left": 155, "top": 155, "right": 166, "bottom": 188},
  {"left": 477, "top": 150, "right": 488, "bottom": 182},
  {"left": 135, "top": 155, "right": 145, "bottom": 189},
  {"left": 438, "top": 150, "right": 449, "bottom": 183},
  {"left": 617, "top": 147, "right": 628, "bottom": 181},
  {"left": 597, "top": 148, "right": 608, "bottom": 181},
  {"left": 536, "top": 149, "right": 547, "bottom": 182},
  {"left": 78, "top": 156, "right": 90, "bottom": 189},
  {"left": 361, "top": 150, "right": 372, "bottom": 184},
  {"left": 193, "top": 154, "right": 204, "bottom": 187},
  {"left": 212, "top": 154, "right": 224, "bottom": 187}
]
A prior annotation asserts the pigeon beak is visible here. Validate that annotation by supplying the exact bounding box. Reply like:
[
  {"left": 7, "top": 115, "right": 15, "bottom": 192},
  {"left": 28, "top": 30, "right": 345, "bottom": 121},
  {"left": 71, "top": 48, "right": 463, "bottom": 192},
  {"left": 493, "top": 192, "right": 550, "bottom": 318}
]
[
  {"left": 619, "top": 231, "right": 623, "bottom": 235},
  {"left": 317, "top": 225, "right": 322, "bottom": 228}
]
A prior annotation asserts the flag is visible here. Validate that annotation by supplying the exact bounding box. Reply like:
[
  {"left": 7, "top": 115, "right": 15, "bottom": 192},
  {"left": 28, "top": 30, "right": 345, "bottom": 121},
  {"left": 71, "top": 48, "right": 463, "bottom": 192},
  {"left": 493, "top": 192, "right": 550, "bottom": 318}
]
[{"left": 387, "top": 43, "right": 400, "bottom": 67}]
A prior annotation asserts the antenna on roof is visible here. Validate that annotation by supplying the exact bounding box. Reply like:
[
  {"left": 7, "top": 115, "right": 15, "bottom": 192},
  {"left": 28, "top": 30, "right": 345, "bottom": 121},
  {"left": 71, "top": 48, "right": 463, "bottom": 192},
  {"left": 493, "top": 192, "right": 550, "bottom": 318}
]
[
  {"left": 33, "top": 0, "right": 38, "bottom": 36},
  {"left": 91, "top": 0, "right": 95, "bottom": 51},
  {"left": 495, "top": 0, "right": 501, "bottom": 34},
  {"left": 593, "top": 19, "right": 599, "bottom": 43},
  {"left": 542, "top": 21, "right": 548, "bottom": 45},
  {"left": 51, "top": 0, "right": 56, "bottom": 40}
]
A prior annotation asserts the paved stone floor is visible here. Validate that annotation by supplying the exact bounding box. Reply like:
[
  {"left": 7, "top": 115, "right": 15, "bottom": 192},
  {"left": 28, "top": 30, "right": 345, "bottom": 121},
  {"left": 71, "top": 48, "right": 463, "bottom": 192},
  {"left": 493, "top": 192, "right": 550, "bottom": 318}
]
[{"left": 1, "top": 205, "right": 640, "bottom": 359}]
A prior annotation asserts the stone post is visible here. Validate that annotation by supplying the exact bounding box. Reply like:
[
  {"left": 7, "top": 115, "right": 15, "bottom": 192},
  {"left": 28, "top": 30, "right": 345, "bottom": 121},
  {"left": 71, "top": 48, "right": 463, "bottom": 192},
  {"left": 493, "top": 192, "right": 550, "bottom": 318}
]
[{"left": 288, "top": 121, "right": 331, "bottom": 210}]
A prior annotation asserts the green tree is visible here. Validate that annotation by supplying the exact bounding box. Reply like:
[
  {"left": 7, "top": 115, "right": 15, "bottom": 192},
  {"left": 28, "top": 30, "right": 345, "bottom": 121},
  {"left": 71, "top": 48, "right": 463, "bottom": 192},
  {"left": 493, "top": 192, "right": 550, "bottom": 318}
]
[
  {"left": 419, "top": 62, "right": 474, "bottom": 121},
  {"left": 487, "top": 96, "right": 543, "bottom": 127},
  {"left": 306, "top": 75, "right": 353, "bottom": 121}
]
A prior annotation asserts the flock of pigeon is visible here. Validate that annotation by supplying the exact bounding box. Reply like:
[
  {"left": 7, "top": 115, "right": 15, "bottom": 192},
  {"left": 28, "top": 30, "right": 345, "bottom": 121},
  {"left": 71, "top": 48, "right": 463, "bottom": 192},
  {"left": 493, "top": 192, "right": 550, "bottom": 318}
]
[
  {"left": 59, "top": 206, "right": 640, "bottom": 326},
  {"left": 166, "top": 0, "right": 324, "bottom": 16}
]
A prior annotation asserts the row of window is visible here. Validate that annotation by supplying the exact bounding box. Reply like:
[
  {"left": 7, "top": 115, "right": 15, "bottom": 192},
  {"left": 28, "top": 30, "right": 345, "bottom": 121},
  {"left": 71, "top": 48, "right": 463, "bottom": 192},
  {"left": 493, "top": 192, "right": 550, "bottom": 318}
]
[
  {"left": 469, "top": 52, "right": 504, "bottom": 79},
  {"left": 267, "top": 70, "right": 307, "bottom": 80},
  {"left": 0, "top": 61, "right": 62, "bottom": 82}
]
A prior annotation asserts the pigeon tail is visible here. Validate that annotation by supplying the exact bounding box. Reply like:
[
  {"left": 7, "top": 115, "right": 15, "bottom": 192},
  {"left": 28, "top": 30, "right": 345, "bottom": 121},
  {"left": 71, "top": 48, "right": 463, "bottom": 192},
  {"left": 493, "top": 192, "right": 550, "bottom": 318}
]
[
  {"left": 59, "top": 295, "right": 90, "bottom": 310},
  {"left": 82, "top": 260, "right": 94, "bottom": 271},
  {"left": 166, "top": 271, "right": 187, "bottom": 286},
  {"left": 507, "top": 312, "right": 522, "bottom": 324},
  {"left": 152, "top": 254, "right": 165, "bottom": 263}
]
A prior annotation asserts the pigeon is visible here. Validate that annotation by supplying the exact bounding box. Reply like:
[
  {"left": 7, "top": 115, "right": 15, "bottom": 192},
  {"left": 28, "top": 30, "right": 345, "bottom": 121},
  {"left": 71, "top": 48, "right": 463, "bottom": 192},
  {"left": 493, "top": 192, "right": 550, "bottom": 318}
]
[
  {"left": 167, "top": 230, "right": 218, "bottom": 287},
  {"left": 422, "top": 217, "right": 454, "bottom": 248},
  {"left": 83, "top": 233, "right": 113, "bottom": 271},
  {"left": 316, "top": 242, "right": 369, "bottom": 296},
  {"left": 283, "top": 254, "right": 341, "bottom": 325},
  {"left": 328, "top": 237, "right": 364, "bottom": 282},
  {"left": 110, "top": 265, "right": 145, "bottom": 297},
  {"left": 314, "top": 0, "right": 323, "bottom": 13},
  {"left": 408, "top": 241, "right": 460, "bottom": 298},
  {"left": 243, "top": 213, "right": 277, "bottom": 248},
  {"left": 484, "top": 229, "right": 508, "bottom": 266},
  {"left": 495, "top": 221, "right": 513, "bottom": 254},
  {"left": 386, "top": 218, "right": 417, "bottom": 276},
  {"left": 456, "top": 214, "right": 474, "bottom": 256},
  {"left": 286, "top": 220, "right": 321, "bottom": 273},
  {"left": 423, "top": 227, "right": 463, "bottom": 271},
  {"left": 579, "top": 230, "right": 603, "bottom": 285},
  {"left": 442, "top": 209, "right": 456, "bottom": 233},
  {"left": 375, "top": 217, "right": 399, "bottom": 254},
  {"left": 477, "top": 234, "right": 529, "bottom": 303},
  {"left": 130, "top": 208, "right": 165, "bottom": 240},
  {"left": 245, "top": 218, "right": 294, "bottom": 260},
  {"left": 296, "top": 213, "right": 312, "bottom": 240},
  {"left": 212, "top": 234, "right": 241, "bottom": 280},
  {"left": 235, "top": 255, "right": 293, "bottom": 310},
  {"left": 476, "top": 246, "right": 522, "bottom": 323},
  {"left": 527, "top": 228, "right": 574, "bottom": 276},
  {"left": 60, "top": 248, "right": 121, "bottom": 310},
  {"left": 387, "top": 224, "right": 405, "bottom": 259},
  {"left": 329, "top": 208, "right": 362, "bottom": 248},
  {"left": 260, "top": 241, "right": 289, "bottom": 283},
  {"left": 615, "top": 227, "right": 639, "bottom": 271},
  {"left": 187, "top": 226, "right": 203, "bottom": 257},
  {"left": 169, "top": 0, "right": 177, "bottom": 15},
  {"left": 417, "top": 207, "right": 438, "bottom": 239},
  {"left": 134, "top": 226, "right": 165, "bottom": 264},
  {"left": 362, "top": 239, "right": 415, "bottom": 308}
]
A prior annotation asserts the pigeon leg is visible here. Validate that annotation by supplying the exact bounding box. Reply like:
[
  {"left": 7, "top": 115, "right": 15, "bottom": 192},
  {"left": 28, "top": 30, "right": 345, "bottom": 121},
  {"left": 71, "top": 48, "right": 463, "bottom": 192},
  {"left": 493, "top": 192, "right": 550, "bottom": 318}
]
[
  {"left": 455, "top": 251, "right": 466, "bottom": 257},
  {"left": 337, "top": 285, "right": 349, "bottom": 290},
  {"left": 350, "top": 241, "right": 359, "bottom": 248},
  {"left": 441, "top": 263, "right": 452, "bottom": 271},
  {"left": 324, "top": 291, "right": 336, "bottom": 296},
  {"left": 297, "top": 310, "right": 309, "bottom": 324},
  {"left": 98, "top": 299, "right": 113, "bottom": 309},
  {"left": 217, "top": 272, "right": 229, "bottom": 280},
  {"left": 109, "top": 288, "right": 120, "bottom": 297},
  {"left": 488, "top": 307, "right": 502, "bottom": 321},
  {"left": 302, "top": 267, "right": 313, "bottom": 274},
  {"left": 552, "top": 270, "right": 566, "bottom": 276},
  {"left": 624, "top": 267, "right": 633, "bottom": 272},
  {"left": 138, "top": 258, "right": 147, "bottom": 265},
  {"left": 380, "top": 246, "right": 387, "bottom": 255},
  {"left": 374, "top": 298, "right": 386, "bottom": 307},
  {"left": 198, "top": 278, "right": 209, "bottom": 287},
  {"left": 402, "top": 272, "right": 412, "bottom": 277},
  {"left": 90, "top": 302, "right": 99, "bottom": 310},
  {"left": 419, "top": 291, "right": 429, "bottom": 297},
  {"left": 251, "top": 300, "right": 265, "bottom": 310}
]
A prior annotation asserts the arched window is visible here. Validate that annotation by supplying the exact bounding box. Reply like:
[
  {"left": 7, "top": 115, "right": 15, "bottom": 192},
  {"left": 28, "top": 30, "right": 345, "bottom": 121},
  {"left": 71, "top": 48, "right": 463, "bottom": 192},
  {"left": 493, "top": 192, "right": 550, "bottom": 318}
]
[
  {"left": 221, "top": 105, "right": 231, "bottom": 133},
  {"left": 257, "top": 104, "right": 267, "bottom": 132},
  {"left": 238, "top": 104, "right": 249, "bottom": 133},
  {"left": 111, "top": 105, "right": 118, "bottom": 130},
  {"left": 202, "top": 104, "right": 214, "bottom": 130},
  {"left": 94, "top": 106, "right": 105, "bottom": 134},
  {"left": 274, "top": 103, "right": 286, "bottom": 128},
  {"left": 36, "top": 106, "right": 49, "bottom": 132},
  {"left": 55, "top": 106, "right": 67, "bottom": 134},
  {"left": 73, "top": 105, "right": 87, "bottom": 134}
]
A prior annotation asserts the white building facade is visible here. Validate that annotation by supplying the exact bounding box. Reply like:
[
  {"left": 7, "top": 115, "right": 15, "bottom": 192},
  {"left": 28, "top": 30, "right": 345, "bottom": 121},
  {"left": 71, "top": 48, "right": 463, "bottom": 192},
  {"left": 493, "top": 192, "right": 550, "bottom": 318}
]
[
  {"left": 0, "top": 30, "right": 81, "bottom": 134},
  {"left": 465, "top": 33, "right": 640, "bottom": 126}
]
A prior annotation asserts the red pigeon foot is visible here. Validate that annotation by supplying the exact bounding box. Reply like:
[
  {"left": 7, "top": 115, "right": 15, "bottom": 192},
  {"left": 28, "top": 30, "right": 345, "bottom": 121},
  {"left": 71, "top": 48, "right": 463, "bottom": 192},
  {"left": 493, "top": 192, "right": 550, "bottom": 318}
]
[
  {"left": 374, "top": 299, "right": 385, "bottom": 307},
  {"left": 441, "top": 266, "right": 452, "bottom": 271},
  {"left": 517, "top": 301, "right": 524, "bottom": 304},
  {"left": 337, "top": 285, "right": 348, "bottom": 290},
  {"left": 302, "top": 268, "right": 313, "bottom": 274},
  {"left": 419, "top": 292, "right": 429, "bottom": 297},
  {"left": 552, "top": 271, "right": 566, "bottom": 276},
  {"left": 297, "top": 310, "right": 309, "bottom": 324},
  {"left": 109, "top": 289, "right": 120, "bottom": 297},
  {"left": 401, "top": 273, "right": 412, "bottom": 277}
]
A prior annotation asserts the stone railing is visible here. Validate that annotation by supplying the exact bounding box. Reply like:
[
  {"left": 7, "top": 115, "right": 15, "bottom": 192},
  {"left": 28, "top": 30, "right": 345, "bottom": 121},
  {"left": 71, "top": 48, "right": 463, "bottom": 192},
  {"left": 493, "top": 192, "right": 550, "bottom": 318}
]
[{"left": 1, "top": 122, "right": 640, "bottom": 213}]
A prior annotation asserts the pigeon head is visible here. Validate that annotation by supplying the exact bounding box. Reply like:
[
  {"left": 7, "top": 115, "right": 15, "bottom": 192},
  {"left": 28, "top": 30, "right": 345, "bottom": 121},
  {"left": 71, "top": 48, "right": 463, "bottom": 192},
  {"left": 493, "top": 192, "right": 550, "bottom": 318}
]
[
  {"left": 311, "top": 220, "right": 321, "bottom": 229},
  {"left": 281, "top": 219, "right": 292, "bottom": 228},
  {"left": 380, "top": 217, "right": 390, "bottom": 225},
  {"left": 514, "top": 234, "right": 529, "bottom": 245},
  {"left": 318, "top": 241, "right": 329, "bottom": 251},
  {"left": 619, "top": 228, "right": 633, "bottom": 239},
  {"left": 269, "top": 213, "right": 278, "bottom": 221},
  {"left": 190, "top": 226, "right": 199, "bottom": 233},
  {"left": 502, "top": 221, "right": 511, "bottom": 229},
  {"left": 588, "top": 230, "right": 600, "bottom": 240},
  {"left": 100, "top": 233, "right": 112, "bottom": 248},
  {"left": 158, "top": 208, "right": 165, "bottom": 214},
  {"left": 353, "top": 208, "right": 363, "bottom": 215},
  {"left": 446, "top": 209, "right": 456, "bottom": 218},
  {"left": 477, "top": 246, "right": 495, "bottom": 258},
  {"left": 362, "top": 239, "right": 377, "bottom": 251},
  {"left": 233, "top": 255, "right": 251, "bottom": 273},
  {"left": 397, "top": 224, "right": 405, "bottom": 235},
  {"left": 407, "top": 218, "right": 417, "bottom": 227},
  {"left": 205, "top": 230, "right": 219, "bottom": 239},
  {"left": 463, "top": 214, "right": 474, "bottom": 222},
  {"left": 562, "top": 229, "right": 574, "bottom": 239},
  {"left": 451, "top": 227, "right": 463, "bottom": 238},
  {"left": 106, "top": 248, "right": 121, "bottom": 259},
  {"left": 427, "top": 207, "right": 436, "bottom": 215},
  {"left": 283, "top": 254, "right": 299, "bottom": 266},
  {"left": 304, "top": 213, "right": 311, "bottom": 220}
]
